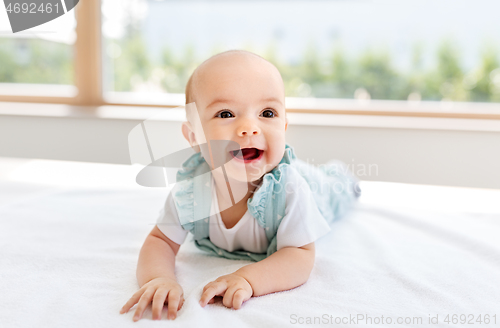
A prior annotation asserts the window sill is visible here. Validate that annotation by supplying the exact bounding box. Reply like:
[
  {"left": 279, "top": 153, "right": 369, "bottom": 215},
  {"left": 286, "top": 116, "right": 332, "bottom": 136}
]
[
  {"left": 2, "top": 90, "right": 500, "bottom": 120},
  {"left": 103, "top": 92, "right": 500, "bottom": 120},
  {"left": 0, "top": 84, "right": 78, "bottom": 104},
  {"left": 1, "top": 101, "right": 500, "bottom": 132},
  {"left": 0, "top": 83, "right": 77, "bottom": 97},
  {"left": 284, "top": 97, "right": 500, "bottom": 120}
]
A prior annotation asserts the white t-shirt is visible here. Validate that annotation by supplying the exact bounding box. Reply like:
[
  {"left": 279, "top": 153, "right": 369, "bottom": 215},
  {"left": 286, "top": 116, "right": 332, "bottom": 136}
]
[{"left": 156, "top": 166, "right": 332, "bottom": 253}]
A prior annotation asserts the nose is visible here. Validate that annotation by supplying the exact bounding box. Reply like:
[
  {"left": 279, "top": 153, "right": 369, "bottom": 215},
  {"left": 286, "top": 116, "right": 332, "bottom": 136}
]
[{"left": 237, "top": 118, "right": 260, "bottom": 136}]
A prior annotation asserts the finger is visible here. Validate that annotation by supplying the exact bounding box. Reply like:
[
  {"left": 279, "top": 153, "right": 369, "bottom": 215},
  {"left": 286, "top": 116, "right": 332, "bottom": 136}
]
[
  {"left": 151, "top": 288, "right": 169, "bottom": 320},
  {"left": 200, "top": 282, "right": 216, "bottom": 305},
  {"left": 133, "top": 288, "right": 155, "bottom": 322},
  {"left": 200, "top": 282, "right": 227, "bottom": 307},
  {"left": 201, "top": 283, "right": 226, "bottom": 306},
  {"left": 178, "top": 296, "right": 185, "bottom": 311},
  {"left": 202, "top": 282, "right": 212, "bottom": 293},
  {"left": 120, "top": 288, "right": 146, "bottom": 314},
  {"left": 167, "top": 290, "right": 181, "bottom": 320},
  {"left": 202, "top": 280, "right": 218, "bottom": 293},
  {"left": 222, "top": 286, "right": 240, "bottom": 308},
  {"left": 233, "top": 289, "right": 249, "bottom": 310}
]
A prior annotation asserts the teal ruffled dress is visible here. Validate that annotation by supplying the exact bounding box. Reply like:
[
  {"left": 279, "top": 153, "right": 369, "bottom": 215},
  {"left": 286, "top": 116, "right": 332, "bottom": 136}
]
[{"left": 170, "top": 143, "right": 361, "bottom": 262}]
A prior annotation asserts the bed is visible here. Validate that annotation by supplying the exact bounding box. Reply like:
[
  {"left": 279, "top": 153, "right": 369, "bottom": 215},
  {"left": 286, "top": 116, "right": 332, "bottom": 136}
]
[{"left": 1, "top": 157, "right": 499, "bottom": 328}]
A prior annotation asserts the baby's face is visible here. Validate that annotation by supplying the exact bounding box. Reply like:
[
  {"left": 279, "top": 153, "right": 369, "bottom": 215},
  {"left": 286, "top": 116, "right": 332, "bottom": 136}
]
[{"left": 187, "top": 53, "right": 288, "bottom": 183}]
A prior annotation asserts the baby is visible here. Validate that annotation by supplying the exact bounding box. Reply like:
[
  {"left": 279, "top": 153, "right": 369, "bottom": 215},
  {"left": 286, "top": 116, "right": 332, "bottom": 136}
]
[{"left": 120, "top": 50, "right": 360, "bottom": 321}]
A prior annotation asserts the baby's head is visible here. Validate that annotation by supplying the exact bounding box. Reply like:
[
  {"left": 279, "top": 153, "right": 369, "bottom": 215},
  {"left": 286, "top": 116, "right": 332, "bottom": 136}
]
[{"left": 182, "top": 50, "right": 288, "bottom": 183}]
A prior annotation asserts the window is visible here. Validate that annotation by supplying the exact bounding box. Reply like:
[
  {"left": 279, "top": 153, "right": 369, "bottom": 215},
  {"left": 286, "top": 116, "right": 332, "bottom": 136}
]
[
  {"left": 1, "top": 0, "right": 499, "bottom": 119},
  {"left": 0, "top": 5, "right": 76, "bottom": 97},
  {"left": 101, "top": 0, "right": 500, "bottom": 105}
]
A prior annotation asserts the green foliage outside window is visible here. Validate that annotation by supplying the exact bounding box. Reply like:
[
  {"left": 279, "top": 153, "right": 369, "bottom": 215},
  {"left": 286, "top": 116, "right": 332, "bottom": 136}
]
[
  {"left": 1, "top": 36, "right": 500, "bottom": 103},
  {"left": 0, "top": 38, "right": 73, "bottom": 85}
]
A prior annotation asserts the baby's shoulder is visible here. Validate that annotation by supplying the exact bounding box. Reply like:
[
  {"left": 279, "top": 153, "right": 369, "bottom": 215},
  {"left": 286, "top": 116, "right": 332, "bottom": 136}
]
[
  {"left": 280, "top": 163, "right": 310, "bottom": 192},
  {"left": 282, "top": 163, "right": 303, "bottom": 180}
]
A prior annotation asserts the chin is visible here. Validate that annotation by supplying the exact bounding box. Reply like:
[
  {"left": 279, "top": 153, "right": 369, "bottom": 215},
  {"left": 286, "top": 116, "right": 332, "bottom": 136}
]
[
  {"left": 226, "top": 171, "right": 261, "bottom": 184},
  {"left": 223, "top": 163, "right": 263, "bottom": 184}
]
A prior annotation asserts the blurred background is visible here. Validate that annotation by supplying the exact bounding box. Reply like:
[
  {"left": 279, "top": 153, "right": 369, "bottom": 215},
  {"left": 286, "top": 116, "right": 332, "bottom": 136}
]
[
  {"left": 0, "top": 0, "right": 499, "bottom": 189},
  {"left": 2, "top": 0, "right": 500, "bottom": 102}
]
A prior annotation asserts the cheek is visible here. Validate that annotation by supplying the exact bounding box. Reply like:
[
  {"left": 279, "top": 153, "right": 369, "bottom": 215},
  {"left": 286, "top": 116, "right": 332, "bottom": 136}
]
[
  {"left": 267, "top": 143, "right": 286, "bottom": 165},
  {"left": 204, "top": 124, "right": 229, "bottom": 139}
]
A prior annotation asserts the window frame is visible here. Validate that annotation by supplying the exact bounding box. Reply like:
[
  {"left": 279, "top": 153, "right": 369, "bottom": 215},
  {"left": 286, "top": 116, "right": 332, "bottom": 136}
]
[
  {"left": 0, "top": 0, "right": 102, "bottom": 106},
  {"left": 0, "top": 0, "right": 499, "bottom": 120}
]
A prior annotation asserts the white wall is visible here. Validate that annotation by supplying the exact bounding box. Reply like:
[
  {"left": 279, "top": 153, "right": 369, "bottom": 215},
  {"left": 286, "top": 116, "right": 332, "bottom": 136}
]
[{"left": 287, "top": 124, "right": 500, "bottom": 189}]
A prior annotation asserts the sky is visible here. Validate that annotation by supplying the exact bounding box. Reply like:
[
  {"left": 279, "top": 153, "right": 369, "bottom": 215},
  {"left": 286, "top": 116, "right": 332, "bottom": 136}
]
[
  {"left": 138, "top": 0, "right": 500, "bottom": 71},
  {"left": 1, "top": 0, "right": 500, "bottom": 72}
]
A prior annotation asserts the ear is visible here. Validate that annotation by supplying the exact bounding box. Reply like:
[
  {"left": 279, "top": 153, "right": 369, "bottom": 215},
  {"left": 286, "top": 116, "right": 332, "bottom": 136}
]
[
  {"left": 285, "top": 115, "right": 289, "bottom": 131},
  {"left": 182, "top": 121, "right": 201, "bottom": 153}
]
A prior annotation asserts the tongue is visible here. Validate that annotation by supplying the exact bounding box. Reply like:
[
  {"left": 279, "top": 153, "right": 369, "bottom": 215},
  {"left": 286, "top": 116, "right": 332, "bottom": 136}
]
[{"left": 241, "top": 148, "right": 259, "bottom": 160}]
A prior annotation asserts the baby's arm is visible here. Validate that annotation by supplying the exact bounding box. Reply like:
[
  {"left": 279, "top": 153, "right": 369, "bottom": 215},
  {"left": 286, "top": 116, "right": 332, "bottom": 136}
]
[
  {"left": 199, "top": 242, "right": 315, "bottom": 308},
  {"left": 136, "top": 226, "right": 179, "bottom": 286},
  {"left": 120, "top": 226, "right": 184, "bottom": 321},
  {"left": 236, "top": 242, "right": 315, "bottom": 296}
]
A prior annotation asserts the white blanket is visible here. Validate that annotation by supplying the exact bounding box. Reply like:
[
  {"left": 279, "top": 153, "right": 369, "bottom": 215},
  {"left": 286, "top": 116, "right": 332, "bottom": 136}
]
[{"left": 1, "top": 159, "right": 499, "bottom": 328}]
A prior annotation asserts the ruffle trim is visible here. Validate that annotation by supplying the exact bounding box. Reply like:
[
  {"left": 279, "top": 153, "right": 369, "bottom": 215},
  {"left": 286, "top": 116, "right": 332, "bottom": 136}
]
[
  {"left": 173, "top": 151, "right": 205, "bottom": 227},
  {"left": 246, "top": 144, "right": 296, "bottom": 226},
  {"left": 173, "top": 144, "right": 297, "bottom": 227}
]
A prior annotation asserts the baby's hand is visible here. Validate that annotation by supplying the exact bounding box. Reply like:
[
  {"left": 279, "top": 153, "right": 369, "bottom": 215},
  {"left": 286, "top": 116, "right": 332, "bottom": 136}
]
[
  {"left": 199, "top": 273, "right": 253, "bottom": 310},
  {"left": 120, "top": 277, "right": 184, "bottom": 321}
]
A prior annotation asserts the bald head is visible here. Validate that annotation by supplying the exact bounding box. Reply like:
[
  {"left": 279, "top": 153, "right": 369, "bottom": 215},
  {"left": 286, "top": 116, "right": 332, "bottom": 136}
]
[
  {"left": 181, "top": 49, "right": 289, "bottom": 184},
  {"left": 185, "top": 50, "right": 284, "bottom": 106}
]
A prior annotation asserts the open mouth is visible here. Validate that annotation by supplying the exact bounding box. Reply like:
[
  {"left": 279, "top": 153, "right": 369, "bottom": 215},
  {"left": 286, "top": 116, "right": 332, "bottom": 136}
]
[{"left": 230, "top": 148, "right": 264, "bottom": 162}]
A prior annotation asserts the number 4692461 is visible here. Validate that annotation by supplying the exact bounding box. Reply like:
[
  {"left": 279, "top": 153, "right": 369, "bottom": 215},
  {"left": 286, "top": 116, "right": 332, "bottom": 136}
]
[
  {"left": 444, "top": 314, "right": 496, "bottom": 325},
  {"left": 6, "top": 3, "right": 60, "bottom": 14}
]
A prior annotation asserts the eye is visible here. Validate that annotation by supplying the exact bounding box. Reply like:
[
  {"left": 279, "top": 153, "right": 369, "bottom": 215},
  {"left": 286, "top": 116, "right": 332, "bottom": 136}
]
[
  {"left": 261, "top": 109, "right": 276, "bottom": 118},
  {"left": 216, "top": 110, "right": 234, "bottom": 118}
]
